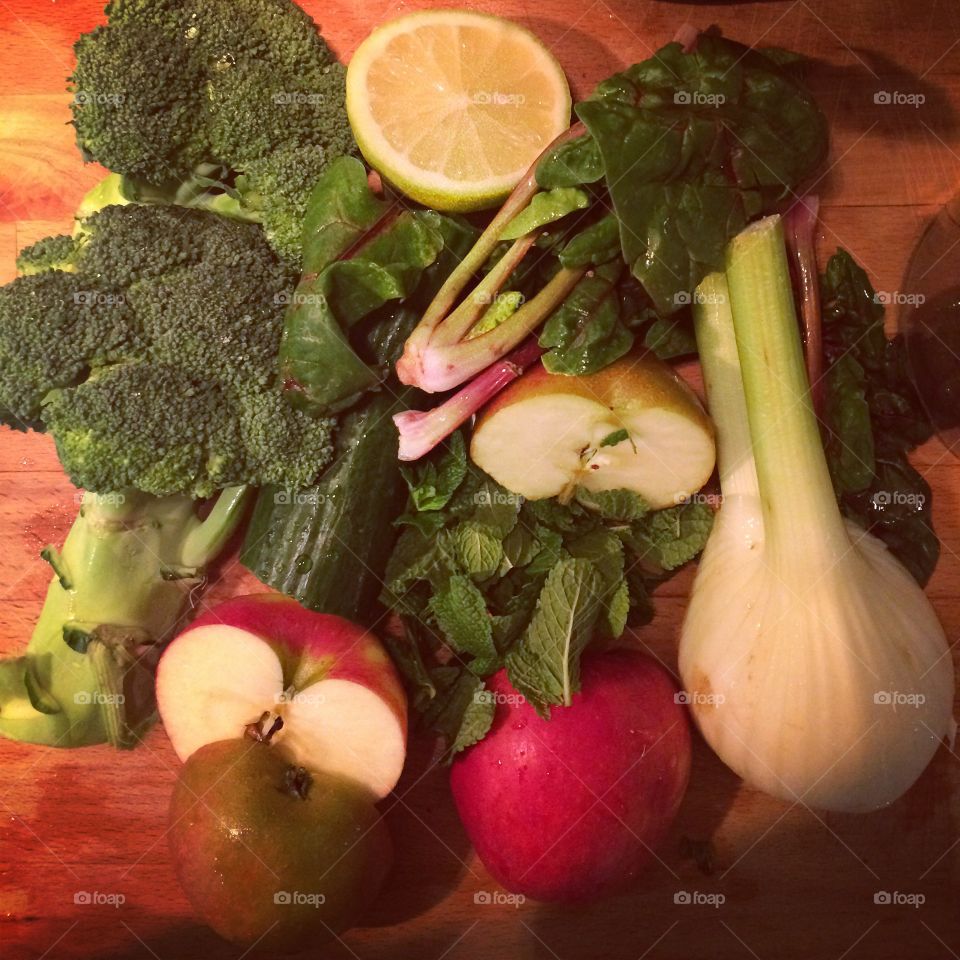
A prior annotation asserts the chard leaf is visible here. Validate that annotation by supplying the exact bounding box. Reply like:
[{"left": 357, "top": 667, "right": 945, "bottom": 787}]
[
  {"left": 505, "top": 558, "right": 604, "bottom": 712},
  {"left": 539, "top": 262, "right": 634, "bottom": 376},
  {"left": 281, "top": 208, "right": 445, "bottom": 414},
  {"left": 500, "top": 188, "right": 590, "bottom": 241},
  {"left": 559, "top": 215, "right": 622, "bottom": 269},
  {"left": 575, "top": 36, "right": 828, "bottom": 313},
  {"left": 821, "top": 249, "right": 938, "bottom": 584},
  {"left": 644, "top": 316, "right": 698, "bottom": 360},
  {"left": 429, "top": 575, "right": 498, "bottom": 663},
  {"left": 536, "top": 132, "right": 604, "bottom": 189},
  {"left": 301, "top": 156, "right": 391, "bottom": 275}
]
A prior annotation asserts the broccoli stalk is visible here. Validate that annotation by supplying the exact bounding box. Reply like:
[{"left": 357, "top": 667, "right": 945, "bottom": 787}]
[
  {"left": 0, "top": 181, "right": 337, "bottom": 749},
  {"left": 0, "top": 488, "right": 249, "bottom": 748}
]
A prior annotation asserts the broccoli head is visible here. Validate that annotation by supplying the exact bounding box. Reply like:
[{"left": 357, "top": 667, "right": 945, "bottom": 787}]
[
  {"left": 69, "top": 0, "right": 355, "bottom": 265},
  {"left": 0, "top": 204, "right": 335, "bottom": 496}
]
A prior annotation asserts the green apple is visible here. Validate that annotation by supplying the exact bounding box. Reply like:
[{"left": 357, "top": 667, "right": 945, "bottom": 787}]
[
  {"left": 169, "top": 737, "right": 391, "bottom": 953},
  {"left": 470, "top": 350, "right": 716, "bottom": 507}
]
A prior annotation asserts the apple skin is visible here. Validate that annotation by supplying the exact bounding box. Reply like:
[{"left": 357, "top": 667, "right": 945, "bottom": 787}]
[
  {"left": 450, "top": 652, "right": 691, "bottom": 903},
  {"left": 157, "top": 594, "right": 408, "bottom": 798},
  {"left": 183, "top": 595, "right": 407, "bottom": 720},
  {"left": 169, "top": 738, "right": 391, "bottom": 952}
]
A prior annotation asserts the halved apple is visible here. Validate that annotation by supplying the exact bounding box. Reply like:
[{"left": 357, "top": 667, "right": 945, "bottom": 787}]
[
  {"left": 156, "top": 595, "right": 407, "bottom": 800},
  {"left": 470, "top": 350, "right": 716, "bottom": 508}
]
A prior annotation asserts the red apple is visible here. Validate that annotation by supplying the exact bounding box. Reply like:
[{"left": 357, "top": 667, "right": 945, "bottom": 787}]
[
  {"left": 157, "top": 594, "right": 407, "bottom": 799},
  {"left": 450, "top": 652, "right": 690, "bottom": 902}
]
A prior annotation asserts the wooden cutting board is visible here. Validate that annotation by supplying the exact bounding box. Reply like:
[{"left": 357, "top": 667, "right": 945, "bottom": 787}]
[{"left": 1, "top": 2, "right": 959, "bottom": 958}]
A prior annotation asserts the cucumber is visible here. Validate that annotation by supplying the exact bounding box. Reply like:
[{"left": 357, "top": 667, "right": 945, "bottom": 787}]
[{"left": 240, "top": 389, "right": 410, "bottom": 624}]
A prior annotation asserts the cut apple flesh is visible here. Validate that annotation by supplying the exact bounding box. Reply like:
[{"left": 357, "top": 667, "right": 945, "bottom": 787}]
[
  {"left": 157, "top": 625, "right": 406, "bottom": 800},
  {"left": 470, "top": 351, "right": 716, "bottom": 508}
]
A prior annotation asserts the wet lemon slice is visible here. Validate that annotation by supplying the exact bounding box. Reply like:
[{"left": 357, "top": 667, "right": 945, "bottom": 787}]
[{"left": 346, "top": 9, "right": 571, "bottom": 212}]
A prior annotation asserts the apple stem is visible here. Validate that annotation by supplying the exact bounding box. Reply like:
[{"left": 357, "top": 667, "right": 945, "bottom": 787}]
[{"left": 244, "top": 711, "right": 284, "bottom": 743}]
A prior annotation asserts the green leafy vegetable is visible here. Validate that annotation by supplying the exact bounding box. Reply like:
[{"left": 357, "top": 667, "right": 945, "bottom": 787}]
[
  {"left": 500, "top": 188, "right": 590, "bottom": 241},
  {"left": 820, "top": 249, "right": 938, "bottom": 583}
]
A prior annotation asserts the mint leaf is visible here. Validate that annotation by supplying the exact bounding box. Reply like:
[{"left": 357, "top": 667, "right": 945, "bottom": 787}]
[
  {"left": 599, "top": 428, "right": 629, "bottom": 448},
  {"left": 607, "top": 579, "right": 630, "bottom": 637},
  {"left": 429, "top": 575, "right": 497, "bottom": 662},
  {"left": 454, "top": 522, "right": 503, "bottom": 579},
  {"left": 421, "top": 667, "right": 494, "bottom": 756},
  {"left": 380, "top": 527, "right": 458, "bottom": 613},
  {"left": 526, "top": 525, "right": 565, "bottom": 576},
  {"left": 401, "top": 431, "right": 467, "bottom": 512},
  {"left": 627, "top": 502, "right": 714, "bottom": 573},
  {"left": 575, "top": 487, "right": 650, "bottom": 522},
  {"left": 500, "top": 523, "right": 539, "bottom": 573},
  {"left": 505, "top": 558, "right": 603, "bottom": 712}
]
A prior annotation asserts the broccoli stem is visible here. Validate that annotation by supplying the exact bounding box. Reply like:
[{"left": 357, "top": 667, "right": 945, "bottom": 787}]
[{"left": 0, "top": 486, "right": 250, "bottom": 748}]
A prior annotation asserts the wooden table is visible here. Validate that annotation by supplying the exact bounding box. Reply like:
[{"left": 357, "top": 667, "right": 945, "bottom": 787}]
[{"left": 1, "top": 1, "right": 959, "bottom": 957}]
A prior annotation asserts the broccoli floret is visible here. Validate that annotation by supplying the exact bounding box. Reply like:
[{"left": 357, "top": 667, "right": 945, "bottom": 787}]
[
  {"left": 0, "top": 271, "right": 135, "bottom": 427},
  {"left": 16, "top": 235, "right": 80, "bottom": 276},
  {"left": 1, "top": 203, "right": 335, "bottom": 494},
  {"left": 69, "top": 0, "right": 356, "bottom": 265}
]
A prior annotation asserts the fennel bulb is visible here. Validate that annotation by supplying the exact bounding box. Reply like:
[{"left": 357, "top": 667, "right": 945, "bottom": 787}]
[{"left": 679, "top": 217, "right": 955, "bottom": 813}]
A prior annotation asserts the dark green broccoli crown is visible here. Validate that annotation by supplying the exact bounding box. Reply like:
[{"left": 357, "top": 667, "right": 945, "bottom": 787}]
[
  {"left": 2, "top": 204, "right": 335, "bottom": 495},
  {"left": 0, "top": 271, "right": 136, "bottom": 428},
  {"left": 16, "top": 235, "right": 80, "bottom": 275},
  {"left": 71, "top": 21, "right": 208, "bottom": 183},
  {"left": 71, "top": 0, "right": 352, "bottom": 183}
]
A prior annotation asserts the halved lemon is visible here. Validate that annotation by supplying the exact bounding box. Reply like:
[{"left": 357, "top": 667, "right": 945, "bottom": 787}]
[{"left": 346, "top": 9, "right": 572, "bottom": 212}]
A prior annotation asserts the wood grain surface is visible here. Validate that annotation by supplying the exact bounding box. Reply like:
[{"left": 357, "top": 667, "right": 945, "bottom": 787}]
[{"left": 1, "top": 1, "right": 959, "bottom": 958}]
